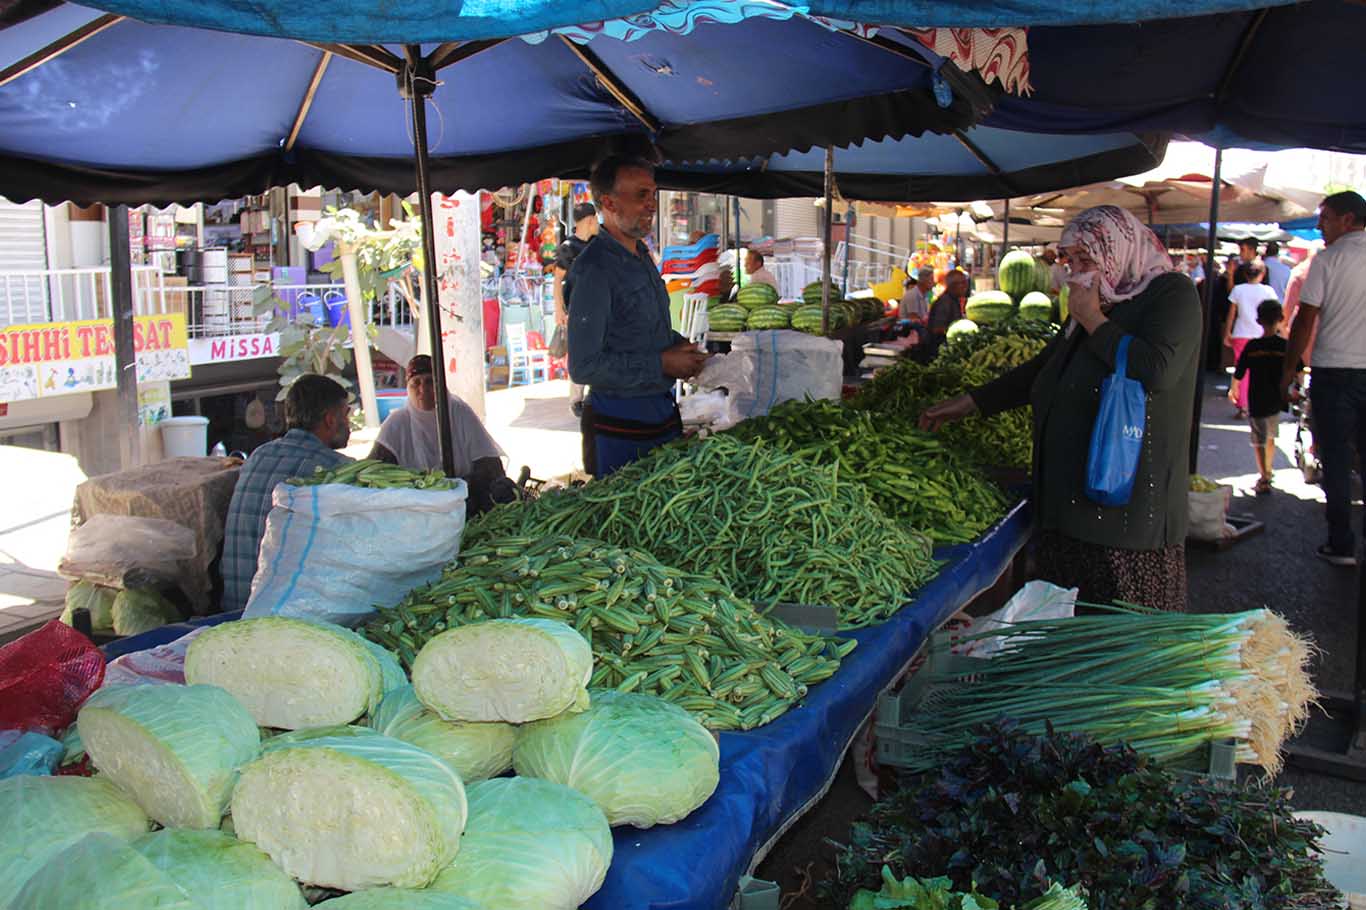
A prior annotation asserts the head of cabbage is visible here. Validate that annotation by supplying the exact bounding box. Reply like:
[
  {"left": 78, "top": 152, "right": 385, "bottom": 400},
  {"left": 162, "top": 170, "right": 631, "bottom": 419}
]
[
  {"left": 514, "top": 689, "right": 720, "bottom": 828},
  {"left": 430, "top": 777, "right": 612, "bottom": 910},
  {"left": 369, "top": 685, "right": 516, "bottom": 782},
  {"left": 11, "top": 829, "right": 307, "bottom": 910},
  {"left": 411, "top": 618, "right": 591, "bottom": 724}
]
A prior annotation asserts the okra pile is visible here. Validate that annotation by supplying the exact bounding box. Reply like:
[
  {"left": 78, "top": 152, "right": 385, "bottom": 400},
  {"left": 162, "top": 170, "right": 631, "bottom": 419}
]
[
  {"left": 363, "top": 535, "right": 855, "bottom": 730},
  {"left": 288, "top": 458, "right": 456, "bottom": 490},
  {"left": 468, "top": 435, "right": 939, "bottom": 628},
  {"left": 727, "top": 399, "right": 1010, "bottom": 544}
]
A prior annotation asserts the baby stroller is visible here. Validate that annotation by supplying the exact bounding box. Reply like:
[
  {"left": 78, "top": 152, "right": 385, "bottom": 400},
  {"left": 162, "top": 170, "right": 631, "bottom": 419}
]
[{"left": 1291, "top": 374, "right": 1321, "bottom": 485}]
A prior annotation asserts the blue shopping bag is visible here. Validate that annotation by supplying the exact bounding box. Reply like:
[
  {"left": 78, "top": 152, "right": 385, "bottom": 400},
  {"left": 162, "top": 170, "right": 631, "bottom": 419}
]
[{"left": 1085, "top": 335, "right": 1146, "bottom": 506}]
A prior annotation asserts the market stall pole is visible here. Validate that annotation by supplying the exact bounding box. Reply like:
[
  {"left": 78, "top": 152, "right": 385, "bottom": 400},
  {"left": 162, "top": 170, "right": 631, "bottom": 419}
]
[
  {"left": 405, "top": 48, "right": 457, "bottom": 479},
  {"left": 1001, "top": 197, "right": 1010, "bottom": 257},
  {"left": 1189, "top": 144, "right": 1223, "bottom": 473},
  {"left": 820, "top": 146, "right": 834, "bottom": 336},
  {"left": 108, "top": 204, "right": 142, "bottom": 469}
]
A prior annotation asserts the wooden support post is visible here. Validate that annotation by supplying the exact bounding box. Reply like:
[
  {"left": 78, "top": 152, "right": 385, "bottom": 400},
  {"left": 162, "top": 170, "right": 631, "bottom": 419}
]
[{"left": 107, "top": 204, "right": 141, "bottom": 469}]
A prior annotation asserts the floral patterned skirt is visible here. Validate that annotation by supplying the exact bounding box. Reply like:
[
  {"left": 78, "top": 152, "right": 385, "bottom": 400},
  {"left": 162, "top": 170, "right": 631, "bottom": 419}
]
[{"left": 1031, "top": 530, "right": 1187, "bottom": 612}]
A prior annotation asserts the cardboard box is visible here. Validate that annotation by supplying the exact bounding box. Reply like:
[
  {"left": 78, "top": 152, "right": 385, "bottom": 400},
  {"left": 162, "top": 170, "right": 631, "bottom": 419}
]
[
  {"left": 289, "top": 194, "right": 322, "bottom": 222},
  {"left": 487, "top": 345, "right": 509, "bottom": 386}
]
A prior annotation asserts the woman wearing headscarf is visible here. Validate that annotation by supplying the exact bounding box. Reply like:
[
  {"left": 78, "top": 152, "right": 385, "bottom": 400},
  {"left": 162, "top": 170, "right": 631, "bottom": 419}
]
[{"left": 921, "top": 206, "right": 1202, "bottom": 610}]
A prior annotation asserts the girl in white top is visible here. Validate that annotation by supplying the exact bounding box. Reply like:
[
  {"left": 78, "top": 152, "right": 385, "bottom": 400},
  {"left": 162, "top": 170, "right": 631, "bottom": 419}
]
[{"left": 1223, "top": 261, "right": 1279, "bottom": 417}]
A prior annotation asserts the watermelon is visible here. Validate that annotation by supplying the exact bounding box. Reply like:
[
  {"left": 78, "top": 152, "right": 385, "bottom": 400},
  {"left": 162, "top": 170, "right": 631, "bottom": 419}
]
[
  {"left": 745, "top": 305, "right": 791, "bottom": 330},
  {"left": 1058, "top": 283, "right": 1069, "bottom": 322},
  {"left": 801, "top": 281, "right": 843, "bottom": 307},
  {"left": 997, "top": 249, "right": 1041, "bottom": 302},
  {"left": 946, "top": 318, "right": 979, "bottom": 341},
  {"left": 964, "top": 290, "right": 1016, "bottom": 325},
  {"left": 736, "top": 283, "right": 779, "bottom": 310},
  {"left": 1033, "top": 257, "right": 1053, "bottom": 296},
  {"left": 1018, "top": 291, "right": 1054, "bottom": 322}
]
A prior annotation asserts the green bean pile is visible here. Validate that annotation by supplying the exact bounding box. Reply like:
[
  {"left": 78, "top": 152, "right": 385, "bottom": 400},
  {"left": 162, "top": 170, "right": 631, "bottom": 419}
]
[
  {"left": 467, "top": 435, "right": 939, "bottom": 628},
  {"left": 933, "top": 318, "right": 1057, "bottom": 372},
  {"left": 849, "top": 359, "right": 1035, "bottom": 469},
  {"left": 726, "top": 399, "right": 1010, "bottom": 544},
  {"left": 287, "top": 459, "right": 456, "bottom": 490},
  {"left": 363, "top": 535, "right": 854, "bottom": 730}
]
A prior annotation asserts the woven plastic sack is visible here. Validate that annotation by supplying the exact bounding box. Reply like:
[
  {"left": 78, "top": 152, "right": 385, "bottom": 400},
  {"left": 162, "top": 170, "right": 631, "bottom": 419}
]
[
  {"left": 0, "top": 621, "right": 105, "bottom": 736},
  {"left": 694, "top": 330, "right": 843, "bottom": 429},
  {"left": 1188, "top": 486, "right": 1234, "bottom": 542}
]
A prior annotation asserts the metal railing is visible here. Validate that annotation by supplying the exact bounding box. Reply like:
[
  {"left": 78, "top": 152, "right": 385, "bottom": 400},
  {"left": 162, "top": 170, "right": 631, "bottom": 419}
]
[{"left": 0, "top": 265, "right": 167, "bottom": 327}]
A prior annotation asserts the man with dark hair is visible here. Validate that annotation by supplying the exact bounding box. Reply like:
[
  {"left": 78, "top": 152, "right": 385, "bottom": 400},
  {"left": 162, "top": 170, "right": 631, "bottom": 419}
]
[
  {"left": 1263, "top": 240, "right": 1291, "bottom": 300},
  {"left": 1227, "top": 237, "right": 1262, "bottom": 293},
  {"left": 920, "top": 269, "right": 968, "bottom": 359},
  {"left": 568, "top": 154, "right": 708, "bottom": 476},
  {"left": 221, "top": 374, "right": 353, "bottom": 610},
  {"left": 553, "top": 202, "right": 599, "bottom": 417},
  {"left": 744, "top": 249, "right": 777, "bottom": 289},
  {"left": 1280, "top": 191, "right": 1366, "bottom": 565}
]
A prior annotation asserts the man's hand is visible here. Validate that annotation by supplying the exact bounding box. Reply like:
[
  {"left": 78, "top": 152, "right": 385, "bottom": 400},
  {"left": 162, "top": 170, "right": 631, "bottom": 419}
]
[
  {"left": 662, "top": 341, "right": 710, "bottom": 379},
  {"left": 1278, "top": 370, "right": 1298, "bottom": 405},
  {"left": 554, "top": 306, "right": 568, "bottom": 328},
  {"left": 919, "top": 393, "right": 978, "bottom": 432}
]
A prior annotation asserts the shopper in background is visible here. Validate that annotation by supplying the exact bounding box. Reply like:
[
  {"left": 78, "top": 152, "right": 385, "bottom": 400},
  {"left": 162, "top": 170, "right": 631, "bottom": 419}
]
[
  {"left": 369, "top": 355, "right": 512, "bottom": 515},
  {"left": 569, "top": 155, "right": 708, "bottom": 477},
  {"left": 920, "top": 205, "right": 1201, "bottom": 611},
  {"left": 1042, "top": 246, "right": 1067, "bottom": 293},
  {"left": 920, "top": 269, "right": 968, "bottom": 359},
  {"left": 1262, "top": 240, "right": 1292, "bottom": 301},
  {"left": 1223, "top": 261, "right": 1279, "bottom": 419},
  {"left": 744, "top": 249, "right": 778, "bottom": 290},
  {"left": 1280, "top": 191, "right": 1366, "bottom": 566},
  {"left": 553, "top": 203, "right": 600, "bottom": 417},
  {"left": 1234, "top": 300, "right": 1297, "bottom": 495},
  {"left": 1226, "top": 237, "right": 1262, "bottom": 293},
  {"left": 221, "top": 375, "right": 352, "bottom": 612},
  {"left": 899, "top": 266, "right": 934, "bottom": 322},
  {"left": 1282, "top": 249, "right": 1317, "bottom": 357}
]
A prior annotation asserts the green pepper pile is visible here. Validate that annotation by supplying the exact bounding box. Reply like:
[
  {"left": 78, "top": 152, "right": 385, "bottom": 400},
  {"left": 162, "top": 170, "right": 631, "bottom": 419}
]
[
  {"left": 467, "top": 435, "right": 939, "bottom": 628},
  {"left": 363, "top": 535, "right": 854, "bottom": 730}
]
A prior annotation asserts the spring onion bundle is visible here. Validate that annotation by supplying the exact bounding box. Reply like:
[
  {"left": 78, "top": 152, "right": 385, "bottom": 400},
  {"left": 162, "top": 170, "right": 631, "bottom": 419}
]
[
  {"left": 364, "top": 535, "right": 853, "bottom": 730},
  {"left": 467, "top": 435, "right": 939, "bottom": 628},
  {"left": 898, "top": 606, "right": 1316, "bottom": 774},
  {"left": 288, "top": 460, "right": 456, "bottom": 490}
]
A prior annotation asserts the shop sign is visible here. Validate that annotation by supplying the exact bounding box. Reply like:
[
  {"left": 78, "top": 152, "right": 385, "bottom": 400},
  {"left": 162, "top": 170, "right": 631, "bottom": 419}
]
[
  {"left": 187, "top": 332, "right": 281, "bottom": 365},
  {"left": 0, "top": 314, "right": 190, "bottom": 403}
]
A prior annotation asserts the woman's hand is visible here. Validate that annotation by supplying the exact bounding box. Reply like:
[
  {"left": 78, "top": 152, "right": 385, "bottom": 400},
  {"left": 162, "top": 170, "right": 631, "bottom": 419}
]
[
  {"left": 919, "top": 393, "right": 978, "bottom": 432},
  {"left": 1067, "top": 278, "right": 1106, "bottom": 332}
]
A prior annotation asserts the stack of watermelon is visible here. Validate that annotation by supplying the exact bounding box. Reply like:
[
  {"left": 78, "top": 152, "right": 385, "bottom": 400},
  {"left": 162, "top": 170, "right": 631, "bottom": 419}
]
[
  {"left": 964, "top": 290, "right": 1016, "bottom": 325},
  {"left": 801, "top": 281, "right": 844, "bottom": 307},
  {"left": 745, "top": 306, "right": 792, "bottom": 330},
  {"left": 708, "top": 303, "right": 749, "bottom": 333},
  {"left": 1018, "top": 290, "right": 1055, "bottom": 322},
  {"left": 736, "top": 282, "right": 780, "bottom": 310},
  {"left": 791, "top": 303, "right": 845, "bottom": 334}
]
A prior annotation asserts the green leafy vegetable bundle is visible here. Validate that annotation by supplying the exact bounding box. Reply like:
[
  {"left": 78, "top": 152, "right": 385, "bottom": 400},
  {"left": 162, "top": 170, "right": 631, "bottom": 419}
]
[
  {"left": 822, "top": 723, "right": 1340, "bottom": 910},
  {"left": 288, "top": 459, "right": 456, "bottom": 490},
  {"left": 364, "top": 534, "right": 853, "bottom": 730},
  {"left": 726, "top": 399, "right": 1010, "bottom": 544},
  {"left": 466, "top": 435, "right": 939, "bottom": 628}
]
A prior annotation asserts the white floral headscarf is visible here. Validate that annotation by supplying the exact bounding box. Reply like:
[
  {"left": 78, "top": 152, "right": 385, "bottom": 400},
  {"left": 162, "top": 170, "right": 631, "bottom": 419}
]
[{"left": 1060, "top": 205, "right": 1174, "bottom": 304}]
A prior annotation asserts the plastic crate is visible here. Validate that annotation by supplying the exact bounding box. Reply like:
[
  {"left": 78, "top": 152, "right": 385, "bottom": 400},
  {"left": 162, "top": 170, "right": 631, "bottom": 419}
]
[
  {"left": 730, "top": 876, "right": 780, "bottom": 910},
  {"left": 873, "top": 638, "right": 1238, "bottom": 782}
]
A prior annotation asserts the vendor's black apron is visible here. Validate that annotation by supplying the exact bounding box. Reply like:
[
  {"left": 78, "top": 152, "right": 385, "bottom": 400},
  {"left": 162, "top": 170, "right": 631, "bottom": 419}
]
[{"left": 582, "top": 391, "right": 682, "bottom": 478}]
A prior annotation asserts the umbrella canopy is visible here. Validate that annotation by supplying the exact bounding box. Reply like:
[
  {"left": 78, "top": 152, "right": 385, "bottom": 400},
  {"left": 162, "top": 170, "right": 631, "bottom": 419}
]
[
  {"left": 995, "top": 175, "right": 1314, "bottom": 227},
  {"left": 0, "top": 3, "right": 1001, "bottom": 204},
  {"left": 654, "top": 127, "right": 1167, "bottom": 201},
  {"left": 984, "top": 0, "right": 1366, "bottom": 153}
]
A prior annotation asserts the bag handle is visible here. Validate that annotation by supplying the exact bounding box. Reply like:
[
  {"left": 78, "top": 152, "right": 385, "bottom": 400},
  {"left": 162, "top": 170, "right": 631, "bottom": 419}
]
[{"left": 1114, "top": 334, "right": 1132, "bottom": 379}]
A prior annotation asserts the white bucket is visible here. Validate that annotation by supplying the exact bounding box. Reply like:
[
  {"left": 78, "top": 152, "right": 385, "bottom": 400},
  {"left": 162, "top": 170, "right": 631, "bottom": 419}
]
[
  {"left": 159, "top": 416, "right": 210, "bottom": 458},
  {"left": 1297, "top": 811, "right": 1366, "bottom": 908}
]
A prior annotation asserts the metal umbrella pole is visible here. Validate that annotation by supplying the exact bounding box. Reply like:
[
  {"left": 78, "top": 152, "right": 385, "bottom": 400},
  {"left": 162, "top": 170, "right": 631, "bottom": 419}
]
[
  {"left": 1001, "top": 197, "right": 1010, "bottom": 257},
  {"left": 820, "top": 146, "right": 834, "bottom": 336},
  {"left": 733, "top": 195, "right": 743, "bottom": 292},
  {"left": 403, "top": 48, "right": 456, "bottom": 478},
  {"left": 1189, "top": 144, "right": 1223, "bottom": 473}
]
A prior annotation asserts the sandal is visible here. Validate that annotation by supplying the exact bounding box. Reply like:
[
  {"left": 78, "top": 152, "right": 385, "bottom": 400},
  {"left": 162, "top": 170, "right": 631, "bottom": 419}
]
[{"left": 1255, "top": 477, "right": 1272, "bottom": 495}]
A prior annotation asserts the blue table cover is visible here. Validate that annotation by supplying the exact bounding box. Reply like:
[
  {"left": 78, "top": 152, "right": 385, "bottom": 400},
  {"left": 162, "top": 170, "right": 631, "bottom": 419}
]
[{"left": 101, "top": 500, "right": 1032, "bottom": 910}]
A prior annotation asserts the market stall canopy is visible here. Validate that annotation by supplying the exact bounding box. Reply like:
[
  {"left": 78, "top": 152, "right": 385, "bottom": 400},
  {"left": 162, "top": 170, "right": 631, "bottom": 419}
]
[
  {"left": 1151, "top": 222, "right": 1293, "bottom": 244},
  {"left": 64, "top": 0, "right": 1295, "bottom": 42},
  {"left": 993, "top": 175, "right": 1314, "bottom": 227},
  {"left": 983, "top": 0, "right": 1366, "bottom": 153},
  {"left": 0, "top": 3, "right": 1011, "bottom": 205},
  {"left": 654, "top": 128, "right": 1167, "bottom": 201}
]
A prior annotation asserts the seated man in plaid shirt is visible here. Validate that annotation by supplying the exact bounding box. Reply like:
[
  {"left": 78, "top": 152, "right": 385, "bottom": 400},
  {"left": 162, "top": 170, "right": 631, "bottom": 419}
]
[{"left": 221, "top": 374, "right": 353, "bottom": 612}]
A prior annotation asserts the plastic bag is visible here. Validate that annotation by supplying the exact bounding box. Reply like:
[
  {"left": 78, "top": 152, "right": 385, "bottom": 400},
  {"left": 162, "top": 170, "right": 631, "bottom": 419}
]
[
  {"left": 1188, "top": 486, "right": 1234, "bottom": 542},
  {"left": 1085, "top": 335, "right": 1146, "bottom": 506},
  {"left": 59, "top": 515, "right": 197, "bottom": 583},
  {"left": 945, "top": 581, "right": 1078, "bottom": 659},
  {"left": 111, "top": 589, "right": 182, "bottom": 637},
  {"left": 103, "top": 627, "right": 207, "bottom": 687},
  {"left": 0, "top": 730, "right": 64, "bottom": 779},
  {"left": 548, "top": 325, "right": 568, "bottom": 359},
  {"left": 694, "top": 330, "right": 843, "bottom": 429},
  {"left": 244, "top": 480, "right": 469, "bottom": 626},
  {"left": 0, "top": 621, "right": 105, "bottom": 736}
]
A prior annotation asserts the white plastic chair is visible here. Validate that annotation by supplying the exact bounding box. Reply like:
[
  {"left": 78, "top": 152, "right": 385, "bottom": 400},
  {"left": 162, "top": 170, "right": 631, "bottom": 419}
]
[
  {"left": 675, "top": 293, "right": 710, "bottom": 398},
  {"left": 505, "top": 322, "right": 550, "bottom": 387}
]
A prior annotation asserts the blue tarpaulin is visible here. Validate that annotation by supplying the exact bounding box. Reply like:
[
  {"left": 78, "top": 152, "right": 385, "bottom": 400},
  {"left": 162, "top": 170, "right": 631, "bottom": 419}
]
[{"left": 103, "top": 500, "right": 1032, "bottom": 910}]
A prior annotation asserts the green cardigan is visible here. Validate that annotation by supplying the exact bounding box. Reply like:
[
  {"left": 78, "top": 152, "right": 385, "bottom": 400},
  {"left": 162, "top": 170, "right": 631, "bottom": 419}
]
[{"left": 971, "top": 272, "right": 1202, "bottom": 551}]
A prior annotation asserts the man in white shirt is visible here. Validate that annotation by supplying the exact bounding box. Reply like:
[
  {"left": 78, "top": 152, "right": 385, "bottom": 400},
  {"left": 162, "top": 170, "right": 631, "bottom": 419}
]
[
  {"left": 744, "top": 249, "right": 778, "bottom": 290},
  {"left": 899, "top": 267, "right": 934, "bottom": 321},
  {"left": 1262, "top": 240, "right": 1291, "bottom": 301},
  {"left": 1280, "top": 192, "right": 1366, "bottom": 565}
]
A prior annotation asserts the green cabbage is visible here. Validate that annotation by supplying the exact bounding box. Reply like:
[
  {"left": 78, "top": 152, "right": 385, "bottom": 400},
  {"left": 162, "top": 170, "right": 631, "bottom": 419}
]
[
  {"left": 0, "top": 776, "right": 149, "bottom": 906},
  {"left": 60, "top": 580, "right": 116, "bottom": 632},
  {"left": 411, "top": 618, "right": 592, "bottom": 723},
  {"left": 231, "top": 726, "right": 467, "bottom": 891},
  {"left": 78, "top": 683, "right": 261, "bottom": 829},
  {"left": 358, "top": 638, "right": 408, "bottom": 696},
  {"left": 318, "top": 889, "right": 485, "bottom": 909},
  {"left": 514, "top": 689, "right": 720, "bottom": 828},
  {"left": 111, "top": 587, "right": 181, "bottom": 636},
  {"left": 369, "top": 685, "right": 516, "bottom": 782},
  {"left": 430, "top": 777, "right": 612, "bottom": 910},
  {"left": 185, "top": 617, "right": 389, "bottom": 729},
  {"left": 12, "top": 829, "right": 309, "bottom": 910}
]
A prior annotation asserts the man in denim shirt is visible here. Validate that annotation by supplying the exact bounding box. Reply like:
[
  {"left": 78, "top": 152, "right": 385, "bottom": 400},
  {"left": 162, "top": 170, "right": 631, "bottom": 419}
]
[{"left": 568, "top": 156, "right": 708, "bottom": 476}]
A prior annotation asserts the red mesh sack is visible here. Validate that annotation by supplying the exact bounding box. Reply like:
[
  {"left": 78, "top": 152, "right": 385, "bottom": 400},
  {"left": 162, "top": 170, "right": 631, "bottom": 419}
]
[{"left": 0, "top": 620, "right": 105, "bottom": 736}]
